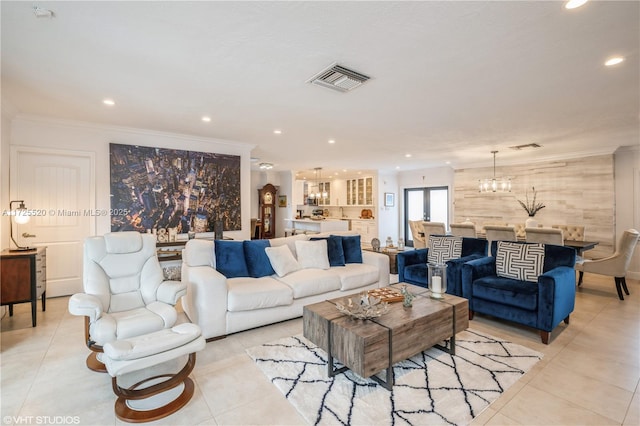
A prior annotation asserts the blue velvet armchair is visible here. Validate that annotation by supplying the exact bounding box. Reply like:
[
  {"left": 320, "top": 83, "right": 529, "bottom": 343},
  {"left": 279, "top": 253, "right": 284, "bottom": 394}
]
[
  {"left": 397, "top": 237, "right": 488, "bottom": 296},
  {"left": 461, "top": 241, "right": 576, "bottom": 344}
]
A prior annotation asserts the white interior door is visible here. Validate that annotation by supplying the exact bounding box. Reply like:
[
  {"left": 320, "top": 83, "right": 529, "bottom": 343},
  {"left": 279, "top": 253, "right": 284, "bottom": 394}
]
[{"left": 11, "top": 147, "right": 95, "bottom": 297}]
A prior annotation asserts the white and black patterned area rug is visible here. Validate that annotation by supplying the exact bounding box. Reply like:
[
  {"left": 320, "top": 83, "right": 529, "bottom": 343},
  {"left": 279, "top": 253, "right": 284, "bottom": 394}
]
[{"left": 246, "top": 330, "right": 542, "bottom": 425}]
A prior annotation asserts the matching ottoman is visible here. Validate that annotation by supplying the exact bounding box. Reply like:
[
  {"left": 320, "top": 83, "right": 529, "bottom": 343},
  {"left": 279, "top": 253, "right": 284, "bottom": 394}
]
[{"left": 103, "top": 323, "right": 206, "bottom": 423}]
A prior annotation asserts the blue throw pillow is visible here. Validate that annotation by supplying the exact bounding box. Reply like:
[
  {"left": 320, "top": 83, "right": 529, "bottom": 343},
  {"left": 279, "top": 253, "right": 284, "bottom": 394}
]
[
  {"left": 341, "top": 235, "right": 363, "bottom": 264},
  {"left": 243, "top": 240, "right": 275, "bottom": 278},
  {"left": 311, "top": 235, "right": 346, "bottom": 267},
  {"left": 215, "top": 240, "right": 249, "bottom": 278}
]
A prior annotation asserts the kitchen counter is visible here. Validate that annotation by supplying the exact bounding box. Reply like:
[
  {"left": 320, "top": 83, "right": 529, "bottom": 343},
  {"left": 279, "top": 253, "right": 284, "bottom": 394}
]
[{"left": 289, "top": 218, "right": 350, "bottom": 233}]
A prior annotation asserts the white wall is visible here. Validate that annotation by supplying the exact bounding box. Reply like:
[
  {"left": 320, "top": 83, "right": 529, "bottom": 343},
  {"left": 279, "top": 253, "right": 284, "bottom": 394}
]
[
  {"left": 377, "top": 172, "right": 399, "bottom": 243},
  {"left": 5, "top": 115, "right": 254, "bottom": 242},
  {"left": 614, "top": 145, "right": 640, "bottom": 279}
]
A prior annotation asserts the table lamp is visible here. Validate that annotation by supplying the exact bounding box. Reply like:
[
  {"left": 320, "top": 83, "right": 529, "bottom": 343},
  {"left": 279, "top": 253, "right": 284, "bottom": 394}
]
[{"left": 9, "top": 200, "right": 32, "bottom": 251}]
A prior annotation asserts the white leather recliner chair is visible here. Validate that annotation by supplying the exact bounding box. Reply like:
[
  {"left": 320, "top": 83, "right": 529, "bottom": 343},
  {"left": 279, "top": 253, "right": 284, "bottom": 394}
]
[{"left": 68, "top": 231, "right": 187, "bottom": 371}]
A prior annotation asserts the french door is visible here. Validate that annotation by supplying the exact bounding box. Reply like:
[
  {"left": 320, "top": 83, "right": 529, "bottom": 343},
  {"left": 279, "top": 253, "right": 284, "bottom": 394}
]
[{"left": 404, "top": 186, "right": 448, "bottom": 247}]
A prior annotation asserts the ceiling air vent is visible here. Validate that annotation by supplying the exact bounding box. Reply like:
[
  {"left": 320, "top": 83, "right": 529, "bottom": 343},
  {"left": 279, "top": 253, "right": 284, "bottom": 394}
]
[
  {"left": 307, "top": 63, "right": 370, "bottom": 93},
  {"left": 509, "top": 143, "right": 542, "bottom": 150}
]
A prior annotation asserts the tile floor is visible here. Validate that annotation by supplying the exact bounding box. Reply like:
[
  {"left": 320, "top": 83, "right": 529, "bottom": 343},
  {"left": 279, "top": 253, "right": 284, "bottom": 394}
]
[{"left": 1, "top": 273, "right": 638, "bottom": 425}]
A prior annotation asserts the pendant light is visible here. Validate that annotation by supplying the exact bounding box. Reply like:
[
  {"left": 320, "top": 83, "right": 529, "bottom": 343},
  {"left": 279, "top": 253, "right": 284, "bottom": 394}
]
[{"left": 478, "top": 151, "right": 511, "bottom": 193}]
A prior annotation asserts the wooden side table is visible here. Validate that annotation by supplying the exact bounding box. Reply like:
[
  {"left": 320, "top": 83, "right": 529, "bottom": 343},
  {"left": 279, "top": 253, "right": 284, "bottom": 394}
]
[
  {"left": 363, "top": 247, "right": 402, "bottom": 274},
  {"left": 1, "top": 247, "right": 47, "bottom": 327}
]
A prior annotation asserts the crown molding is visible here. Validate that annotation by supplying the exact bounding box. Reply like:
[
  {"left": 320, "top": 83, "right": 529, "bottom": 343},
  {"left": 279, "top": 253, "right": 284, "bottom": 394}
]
[{"left": 11, "top": 114, "right": 256, "bottom": 151}]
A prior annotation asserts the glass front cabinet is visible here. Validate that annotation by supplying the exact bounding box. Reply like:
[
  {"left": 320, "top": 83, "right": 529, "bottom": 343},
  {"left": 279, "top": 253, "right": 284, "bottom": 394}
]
[{"left": 346, "top": 177, "right": 373, "bottom": 206}]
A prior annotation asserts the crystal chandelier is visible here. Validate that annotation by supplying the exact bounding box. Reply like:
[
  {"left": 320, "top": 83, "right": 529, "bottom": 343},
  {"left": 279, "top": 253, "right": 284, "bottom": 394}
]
[{"left": 478, "top": 151, "right": 511, "bottom": 193}]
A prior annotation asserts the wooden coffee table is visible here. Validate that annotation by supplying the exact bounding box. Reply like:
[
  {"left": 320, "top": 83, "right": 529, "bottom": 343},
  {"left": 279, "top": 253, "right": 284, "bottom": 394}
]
[{"left": 303, "top": 283, "right": 468, "bottom": 390}]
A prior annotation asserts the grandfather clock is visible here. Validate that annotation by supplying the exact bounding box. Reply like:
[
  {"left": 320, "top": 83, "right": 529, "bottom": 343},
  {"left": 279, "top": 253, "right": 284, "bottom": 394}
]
[{"left": 258, "top": 183, "right": 277, "bottom": 239}]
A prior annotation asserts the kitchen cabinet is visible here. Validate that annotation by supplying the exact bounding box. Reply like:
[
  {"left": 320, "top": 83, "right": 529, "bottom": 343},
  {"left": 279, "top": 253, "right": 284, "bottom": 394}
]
[
  {"left": 293, "top": 180, "right": 306, "bottom": 205},
  {"left": 346, "top": 176, "right": 374, "bottom": 206},
  {"left": 317, "top": 181, "right": 331, "bottom": 206},
  {"left": 332, "top": 179, "right": 346, "bottom": 207},
  {"left": 351, "top": 219, "right": 378, "bottom": 245}
]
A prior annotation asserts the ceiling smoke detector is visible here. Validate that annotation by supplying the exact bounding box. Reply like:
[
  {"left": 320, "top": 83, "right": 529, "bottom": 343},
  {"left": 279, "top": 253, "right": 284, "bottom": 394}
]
[
  {"left": 33, "top": 6, "right": 55, "bottom": 18},
  {"left": 307, "top": 63, "right": 370, "bottom": 93}
]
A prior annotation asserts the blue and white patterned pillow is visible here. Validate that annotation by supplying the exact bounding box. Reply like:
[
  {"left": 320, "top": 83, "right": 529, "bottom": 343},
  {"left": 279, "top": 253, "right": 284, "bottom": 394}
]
[
  {"left": 496, "top": 241, "right": 545, "bottom": 282},
  {"left": 427, "top": 235, "right": 462, "bottom": 264}
]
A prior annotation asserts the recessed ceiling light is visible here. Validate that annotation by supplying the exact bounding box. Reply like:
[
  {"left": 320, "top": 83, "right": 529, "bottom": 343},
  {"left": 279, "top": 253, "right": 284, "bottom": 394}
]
[
  {"left": 565, "top": 0, "right": 588, "bottom": 9},
  {"left": 273, "top": 129, "right": 282, "bottom": 134},
  {"left": 405, "top": 153, "right": 412, "bottom": 158},
  {"left": 396, "top": 166, "right": 400, "bottom": 169},
  {"left": 202, "top": 116, "right": 211, "bottom": 122},
  {"left": 103, "top": 99, "right": 115, "bottom": 106},
  {"left": 328, "top": 139, "right": 336, "bottom": 144},
  {"left": 605, "top": 56, "right": 624, "bottom": 66},
  {"left": 445, "top": 161, "right": 451, "bottom": 165}
]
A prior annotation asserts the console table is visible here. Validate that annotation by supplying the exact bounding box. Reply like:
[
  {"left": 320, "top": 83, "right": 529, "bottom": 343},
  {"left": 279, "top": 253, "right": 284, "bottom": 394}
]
[{"left": 1, "top": 247, "right": 47, "bottom": 327}]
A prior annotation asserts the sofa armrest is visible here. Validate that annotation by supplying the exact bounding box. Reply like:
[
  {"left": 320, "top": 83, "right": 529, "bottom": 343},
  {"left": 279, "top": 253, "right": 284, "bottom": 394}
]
[
  {"left": 156, "top": 280, "right": 187, "bottom": 305},
  {"left": 68, "top": 293, "right": 103, "bottom": 322},
  {"left": 461, "top": 256, "right": 496, "bottom": 300},
  {"left": 397, "top": 249, "right": 428, "bottom": 283},
  {"left": 362, "top": 250, "right": 390, "bottom": 287},
  {"left": 446, "top": 253, "right": 486, "bottom": 296},
  {"left": 181, "top": 263, "right": 228, "bottom": 339},
  {"left": 537, "top": 266, "right": 576, "bottom": 331}
]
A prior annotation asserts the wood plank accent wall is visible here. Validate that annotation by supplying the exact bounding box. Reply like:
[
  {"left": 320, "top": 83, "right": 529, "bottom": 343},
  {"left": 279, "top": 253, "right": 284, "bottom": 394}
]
[{"left": 453, "top": 154, "right": 614, "bottom": 257}]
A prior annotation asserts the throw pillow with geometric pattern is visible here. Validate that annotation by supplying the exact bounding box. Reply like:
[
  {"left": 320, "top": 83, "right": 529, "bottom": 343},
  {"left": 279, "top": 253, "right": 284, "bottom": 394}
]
[
  {"left": 427, "top": 235, "right": 462, "bottom": 264},
  {"left": 496, "top": 241, "right": 545, "bottom": 282}
]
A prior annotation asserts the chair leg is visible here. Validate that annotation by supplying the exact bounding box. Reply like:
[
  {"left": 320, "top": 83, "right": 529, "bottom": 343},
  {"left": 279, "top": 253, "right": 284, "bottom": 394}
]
[
  {"left": 563, "top": 315, "right": 570, "bottom": 325},
  {"left": 86, "top": 352, "right": 107, "bottom": 373},
  {"left": 620, "top": 277, "right": 630, "bottom": 295},
  {"left": 540, "top": 330, "right": 550, "bottom": 345},
  {"left": 615, "top": 277, "right": 625, "bottom": 300},
  {"left": 577, "top": 271, "right": 584, "bottom": 286},
  {"left": 84, "top": 316, "right": 107, "bottom": 372}
]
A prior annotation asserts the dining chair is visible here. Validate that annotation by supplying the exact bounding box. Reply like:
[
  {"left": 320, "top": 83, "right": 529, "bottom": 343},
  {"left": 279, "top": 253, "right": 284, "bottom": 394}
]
[
  {"left": 484, "top": 225, "right": 517, "bottom": 248},
  {"left": 575, "top": 229, "right": 639, "bottom": 300},
  {"left": 514, "top": 223, "right": 527, "bottom": 240},
  {"left": 552, "top": 225, "right": 585, "bottom": 242},
  {"left": 422, "top": 221, "right": 447, "bottom": 247},
  {"left": 408, "top": 220, "right": 426, "bottom": 249},
  {"left": 450, "top": 223, "right": 477, "bottom": 238},
  {"left": 525, "top": 227, "right": 564, "bottom": 245}
]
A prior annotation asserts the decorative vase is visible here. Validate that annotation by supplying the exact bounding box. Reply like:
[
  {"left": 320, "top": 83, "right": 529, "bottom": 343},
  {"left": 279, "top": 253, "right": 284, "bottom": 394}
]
[{"left": 525, "top": 216, "right": 538, "bottom": 228}]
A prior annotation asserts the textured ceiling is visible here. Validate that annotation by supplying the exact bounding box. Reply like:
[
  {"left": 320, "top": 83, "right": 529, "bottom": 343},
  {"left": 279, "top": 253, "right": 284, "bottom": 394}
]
[{"left": 2, "top": 1, "right": 638, "bottom": 177}]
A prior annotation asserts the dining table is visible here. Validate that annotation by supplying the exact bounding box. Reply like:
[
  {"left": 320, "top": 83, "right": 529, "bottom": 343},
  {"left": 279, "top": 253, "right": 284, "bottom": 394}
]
[{"left": 563, "top": 240, "right": 598, "bottom": 257}]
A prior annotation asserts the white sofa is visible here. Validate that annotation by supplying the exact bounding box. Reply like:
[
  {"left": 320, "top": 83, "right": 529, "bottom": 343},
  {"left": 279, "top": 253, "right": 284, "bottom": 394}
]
[{"left": 181, "top": 232, "right": 390, "bottom": 340}]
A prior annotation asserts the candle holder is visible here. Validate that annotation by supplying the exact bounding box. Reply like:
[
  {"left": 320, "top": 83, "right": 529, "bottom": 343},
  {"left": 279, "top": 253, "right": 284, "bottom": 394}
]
[{"left": 428, "top": 263, "right": 447, "bottom": 299}]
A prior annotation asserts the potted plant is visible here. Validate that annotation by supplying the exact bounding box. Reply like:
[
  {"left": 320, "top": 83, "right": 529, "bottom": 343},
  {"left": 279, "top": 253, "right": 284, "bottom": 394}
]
[{"left": 518, "top": 187, "right": 545, "bottom": 228}]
